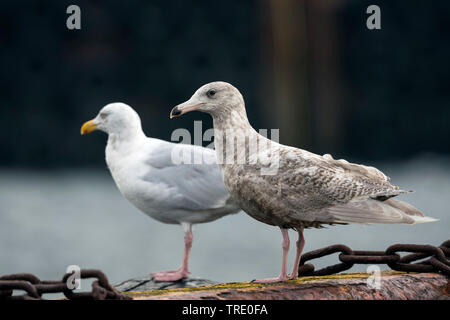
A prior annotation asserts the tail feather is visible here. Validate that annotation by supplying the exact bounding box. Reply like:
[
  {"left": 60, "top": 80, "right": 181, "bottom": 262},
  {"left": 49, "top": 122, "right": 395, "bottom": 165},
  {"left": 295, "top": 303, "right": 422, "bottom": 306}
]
[
  {"left": 409, "top": 215, "right": 439, "bottom": 224},
  {"left": 324, "top": 198, "right": 437, "bottom": 225},
  {"left": 383, "top": 198, "right": 438, "bottom": 223},
  {"left": 383, "top": 198, "right": 424, "bottom": 217}
]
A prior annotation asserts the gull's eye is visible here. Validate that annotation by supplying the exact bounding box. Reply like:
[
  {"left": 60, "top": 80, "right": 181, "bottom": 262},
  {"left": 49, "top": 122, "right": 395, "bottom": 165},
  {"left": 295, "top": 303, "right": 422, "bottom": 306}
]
[
  {"left": 100, "top": 113, "right": 108, "bottom": 119},
  {"left": 207, "top": 89, "right": 216, "bottom": 97}
]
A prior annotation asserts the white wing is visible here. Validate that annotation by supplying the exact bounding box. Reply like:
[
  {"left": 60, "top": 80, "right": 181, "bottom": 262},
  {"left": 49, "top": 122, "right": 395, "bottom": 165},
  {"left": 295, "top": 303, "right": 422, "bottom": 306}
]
[{"left": 140, "top": 139, "right": 237, "bottom": 212}]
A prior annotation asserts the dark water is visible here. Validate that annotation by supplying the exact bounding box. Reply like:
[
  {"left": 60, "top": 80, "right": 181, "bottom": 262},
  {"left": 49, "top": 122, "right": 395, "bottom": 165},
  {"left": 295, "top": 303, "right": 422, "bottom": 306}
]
[{"left": 0, "top": 156, "right": 448, "bottom": 287}]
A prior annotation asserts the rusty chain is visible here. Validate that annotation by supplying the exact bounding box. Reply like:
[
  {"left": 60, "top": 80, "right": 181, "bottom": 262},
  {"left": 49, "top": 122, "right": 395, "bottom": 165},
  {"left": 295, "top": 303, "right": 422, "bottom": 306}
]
[
  {"left": 0, "top": 269, "right": 131, "bottom": 300},
  {"left": 298, "top": 239, "right": 450, "bottom": 277}
]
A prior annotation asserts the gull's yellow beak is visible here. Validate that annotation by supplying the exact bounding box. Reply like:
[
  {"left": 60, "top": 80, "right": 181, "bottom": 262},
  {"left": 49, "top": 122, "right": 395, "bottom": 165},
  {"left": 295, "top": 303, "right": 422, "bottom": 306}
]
[{"left": 80, "top": 120, "right": 98, "bottom": 135}]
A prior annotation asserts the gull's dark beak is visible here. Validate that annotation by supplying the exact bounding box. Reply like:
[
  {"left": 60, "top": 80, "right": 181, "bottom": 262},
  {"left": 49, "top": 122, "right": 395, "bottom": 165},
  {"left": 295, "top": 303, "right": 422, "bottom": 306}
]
[
  {"left": 170, "top": 106, "right": 182, "bottom": 118},
  {"left": 170, "top": 102, "right": 202, "bottom": 119}
]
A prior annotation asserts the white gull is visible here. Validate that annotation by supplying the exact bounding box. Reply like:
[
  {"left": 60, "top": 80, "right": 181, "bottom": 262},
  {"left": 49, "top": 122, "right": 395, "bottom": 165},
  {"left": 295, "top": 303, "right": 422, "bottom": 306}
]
[{"left": 81, "top": 102, "right": 240, "bottom": 281}]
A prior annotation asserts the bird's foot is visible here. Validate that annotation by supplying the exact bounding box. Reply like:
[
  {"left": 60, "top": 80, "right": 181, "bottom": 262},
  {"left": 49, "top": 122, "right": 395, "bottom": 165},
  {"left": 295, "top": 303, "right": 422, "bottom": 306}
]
[
  {"left": 152, "top": 270, "right": 190, "bottom": 282},
  {"left": 151, "top": 270, "right": 179, "bottom": 278},
  {"left": 288, "top": 273, "right": 298, "bottom": 280},
  {"left": 252, "top": 275, "right": 289, "bottom": 284}
]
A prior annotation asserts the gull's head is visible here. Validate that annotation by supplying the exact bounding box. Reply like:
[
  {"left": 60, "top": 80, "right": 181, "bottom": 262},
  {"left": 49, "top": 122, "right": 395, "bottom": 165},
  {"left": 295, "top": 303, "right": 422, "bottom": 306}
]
[
  {"left": 81, "top": 102, "right": 142, "bottom": 136},
  {"left": 170, "top": 81, "right": 244, "bottom": 118}
]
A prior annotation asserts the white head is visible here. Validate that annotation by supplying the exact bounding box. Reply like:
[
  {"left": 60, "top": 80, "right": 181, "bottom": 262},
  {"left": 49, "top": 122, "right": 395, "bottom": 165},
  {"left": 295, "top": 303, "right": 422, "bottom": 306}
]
[
  {"left": 170, "top": 81, "right": 246, "bottom": 119},
  {"left": 81, "top": 103, "right": 143, "bottom": 137}
]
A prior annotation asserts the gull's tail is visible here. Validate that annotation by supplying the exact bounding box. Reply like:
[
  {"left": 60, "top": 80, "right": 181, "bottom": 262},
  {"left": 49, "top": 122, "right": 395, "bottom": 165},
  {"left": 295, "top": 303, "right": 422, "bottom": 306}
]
[
  {"left": 325, "top": 197, "right": 438, "bottom": 225},
  {"left": 384, "top": 198, "right": 438, "bottom": 224},
  {"left": 409, "top": 215, "right": 439, "bottom": 224}
]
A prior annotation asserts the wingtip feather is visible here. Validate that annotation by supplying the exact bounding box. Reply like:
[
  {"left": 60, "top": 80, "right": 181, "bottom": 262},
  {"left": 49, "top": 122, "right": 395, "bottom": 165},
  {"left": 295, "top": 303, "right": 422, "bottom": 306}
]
[{"left": 411, "top": 216, "right": 439, "bottom": 224}]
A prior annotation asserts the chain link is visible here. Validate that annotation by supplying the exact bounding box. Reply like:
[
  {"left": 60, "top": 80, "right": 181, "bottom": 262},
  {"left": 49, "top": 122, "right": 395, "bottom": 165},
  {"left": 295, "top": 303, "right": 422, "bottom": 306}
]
[
  {"left": 0, "top": 269, "right": 131, "bottom": 300},
  {"left": 298, "top": 239, "right": 450, "bottom": 277}
]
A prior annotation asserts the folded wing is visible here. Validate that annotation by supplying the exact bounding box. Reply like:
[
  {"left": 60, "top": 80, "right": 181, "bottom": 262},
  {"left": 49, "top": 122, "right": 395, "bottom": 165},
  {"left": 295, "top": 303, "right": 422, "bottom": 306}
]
[
  {"left": 141, "top": 140, "right": 237, "bottom": 212},
  {"left": 278, "top": 149, "right": 435, "bottom": 224}
]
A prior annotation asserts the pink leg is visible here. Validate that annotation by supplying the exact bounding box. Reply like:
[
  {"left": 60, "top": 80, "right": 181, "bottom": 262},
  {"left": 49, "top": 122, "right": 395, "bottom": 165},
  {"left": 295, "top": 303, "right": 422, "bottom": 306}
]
[
  {"left": 253, "top": 227, "right": 290, "bottom": 283},
  {"left": 288, "top": 229, "right": 305, "bottom": 280},
  {"left": 152, "top": 223, "right": 193, "bottom": 282}
]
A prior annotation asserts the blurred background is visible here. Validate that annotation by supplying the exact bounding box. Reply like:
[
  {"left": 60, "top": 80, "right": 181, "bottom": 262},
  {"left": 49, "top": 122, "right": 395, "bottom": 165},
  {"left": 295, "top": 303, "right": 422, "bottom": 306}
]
[{"left": 0, "top": 0, "right": 449, "bottom": 287}]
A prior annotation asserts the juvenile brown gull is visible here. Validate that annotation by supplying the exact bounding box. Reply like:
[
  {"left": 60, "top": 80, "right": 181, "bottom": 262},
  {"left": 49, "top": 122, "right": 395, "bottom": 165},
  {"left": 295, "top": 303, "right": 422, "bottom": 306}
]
[
  {"left": 170, "top": 81, "right": 437, "bottom": 283},
  {"left": 81, "top": 102, "right": 240, "bottom": 281}
]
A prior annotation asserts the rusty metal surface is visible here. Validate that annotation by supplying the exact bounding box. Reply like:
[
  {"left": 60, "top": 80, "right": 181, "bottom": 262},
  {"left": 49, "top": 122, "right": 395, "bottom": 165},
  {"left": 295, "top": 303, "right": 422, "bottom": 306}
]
[
  {"left": 115, "top": 276, "right": 217, "bottom": 292},
  {"left": 131, "top": 272, "right": 449, "bottom": 300}
]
